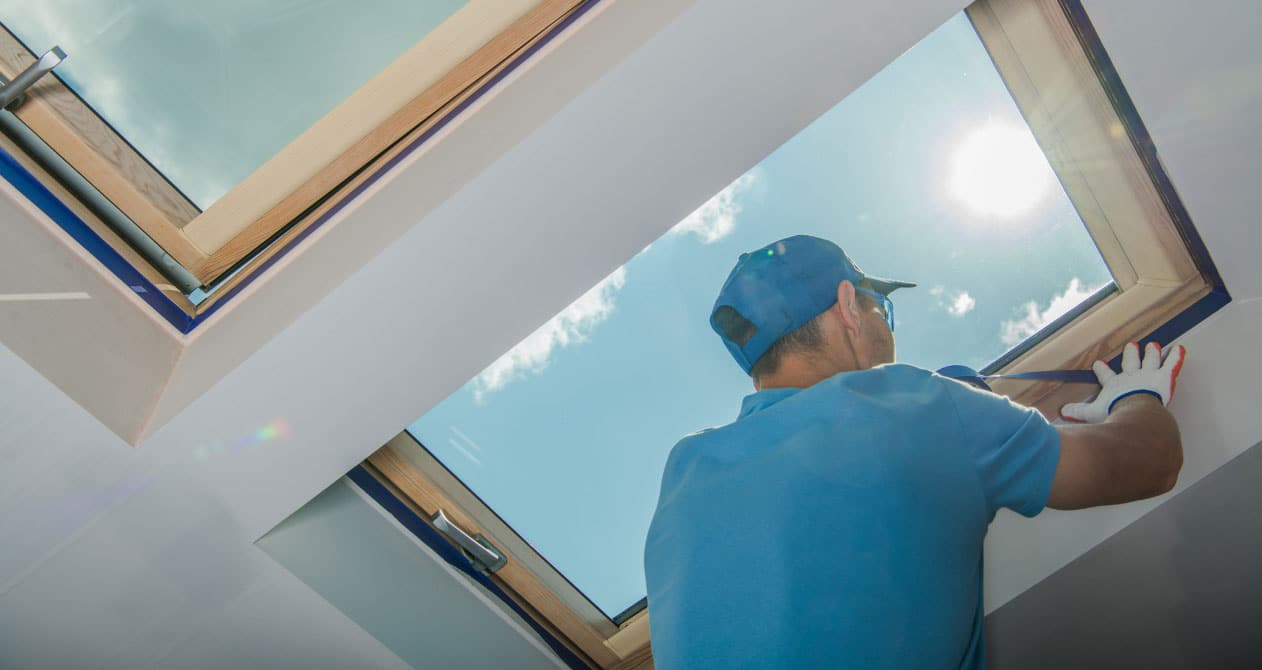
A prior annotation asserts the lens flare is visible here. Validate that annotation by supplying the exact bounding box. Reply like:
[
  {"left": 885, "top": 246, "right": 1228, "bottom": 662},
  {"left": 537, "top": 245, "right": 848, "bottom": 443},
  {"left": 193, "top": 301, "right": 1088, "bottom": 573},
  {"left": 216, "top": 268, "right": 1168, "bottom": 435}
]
[{"left": 191, "top": 418, "right": 291, "bottom": 461}]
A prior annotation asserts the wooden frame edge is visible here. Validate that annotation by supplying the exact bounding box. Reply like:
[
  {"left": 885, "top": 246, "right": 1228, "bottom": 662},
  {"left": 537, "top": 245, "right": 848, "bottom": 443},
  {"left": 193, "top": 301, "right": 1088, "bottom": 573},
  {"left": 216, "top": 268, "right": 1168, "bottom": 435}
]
[
  {"left": 383, "top": 434, "right": 618, "bottom": 636},
  {"left": 358, "top": 460, "right": 603, "bottom": 669},
  {"left": 189, "top": 0, "right": 585, "bottom": 315},
  {"left": 971, "top": 0, "right": 1212, "bottom": 415},
  {"left": 610, "top": 645, "right": 654, "bottom": 670},
  {"left": 997, "top": 276, "right": 1211, "bottom": 419},
  {"left": 968, "top": 0, "right": 1198, "bottom": 292},
  {"left": 368, "top": 446, "right": 621, "bottom": 668},
  {"left": 184, "top": 0, "right": 584, "bottom": 282},
  {"left": 606, "top": 610, "right": 651, "bottom": 659}
]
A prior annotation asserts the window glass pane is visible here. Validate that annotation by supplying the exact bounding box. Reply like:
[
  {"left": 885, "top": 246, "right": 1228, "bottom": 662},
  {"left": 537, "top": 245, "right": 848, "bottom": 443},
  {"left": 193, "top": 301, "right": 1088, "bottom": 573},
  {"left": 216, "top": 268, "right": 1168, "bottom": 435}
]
[
  {"left": 0, "top": 0, "right": 470, "bottom": 208},
  {"left": 406, "top": 12, "right": 1111, "bottom": 618}
]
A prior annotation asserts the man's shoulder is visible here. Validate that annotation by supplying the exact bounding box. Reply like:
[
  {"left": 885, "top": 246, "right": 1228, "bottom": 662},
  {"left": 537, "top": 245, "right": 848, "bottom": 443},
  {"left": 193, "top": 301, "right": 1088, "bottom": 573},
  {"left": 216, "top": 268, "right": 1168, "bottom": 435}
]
[
  {"left": 662, "top": 425, "right": 724, "bottom": 472},
  {"left": 675, "top": 419, "right": 729, "bottom": 445}
]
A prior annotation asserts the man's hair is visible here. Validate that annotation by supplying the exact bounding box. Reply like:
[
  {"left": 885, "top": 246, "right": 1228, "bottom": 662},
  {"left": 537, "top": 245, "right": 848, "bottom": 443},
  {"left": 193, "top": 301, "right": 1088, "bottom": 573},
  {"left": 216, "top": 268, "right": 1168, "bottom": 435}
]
[
  {"left": 749, "top": 290, "right": 876, "bottom": 381},
  {"left": 749, "top": 311, "right": 826, "bottom": 380}
]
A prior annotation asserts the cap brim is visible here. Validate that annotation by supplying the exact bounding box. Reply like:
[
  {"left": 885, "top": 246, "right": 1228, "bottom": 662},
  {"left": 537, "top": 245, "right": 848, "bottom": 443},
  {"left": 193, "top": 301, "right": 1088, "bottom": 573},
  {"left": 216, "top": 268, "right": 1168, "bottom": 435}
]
[{"left": 864, "top": 276, "right": 917, "bottom": 295}]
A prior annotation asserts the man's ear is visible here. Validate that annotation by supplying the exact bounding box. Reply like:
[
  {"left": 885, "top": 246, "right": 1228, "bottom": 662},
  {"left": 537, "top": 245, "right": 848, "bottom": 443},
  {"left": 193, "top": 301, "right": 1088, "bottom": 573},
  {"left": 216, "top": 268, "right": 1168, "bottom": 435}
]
[{"left": 835, "top": 280, "right": 862, "bottom": 336}]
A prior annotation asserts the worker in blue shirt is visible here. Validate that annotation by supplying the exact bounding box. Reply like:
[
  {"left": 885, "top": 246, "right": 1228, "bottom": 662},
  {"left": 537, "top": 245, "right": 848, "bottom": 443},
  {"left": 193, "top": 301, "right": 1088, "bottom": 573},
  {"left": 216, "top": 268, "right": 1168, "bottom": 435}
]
[{"left": 644, "top": 234, "right": 1186, "bottom": 669}]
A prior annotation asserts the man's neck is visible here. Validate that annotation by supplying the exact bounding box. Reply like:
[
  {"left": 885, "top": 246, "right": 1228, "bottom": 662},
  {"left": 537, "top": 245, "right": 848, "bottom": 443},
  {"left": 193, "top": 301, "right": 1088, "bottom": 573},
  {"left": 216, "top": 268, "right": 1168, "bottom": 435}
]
[{"left": 756, "top": 357, "right": 855, "bottom": 391}]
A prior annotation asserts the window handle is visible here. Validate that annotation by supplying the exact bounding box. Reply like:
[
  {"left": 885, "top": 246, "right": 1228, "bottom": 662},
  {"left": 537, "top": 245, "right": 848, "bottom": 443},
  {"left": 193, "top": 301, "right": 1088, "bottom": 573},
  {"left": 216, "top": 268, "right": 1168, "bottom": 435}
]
[
  {"left": 0, "top": 47, "right": 66, "bottom": 110},
  {"left": 431, "top": 508, "right": 508, "bottom": 574}
]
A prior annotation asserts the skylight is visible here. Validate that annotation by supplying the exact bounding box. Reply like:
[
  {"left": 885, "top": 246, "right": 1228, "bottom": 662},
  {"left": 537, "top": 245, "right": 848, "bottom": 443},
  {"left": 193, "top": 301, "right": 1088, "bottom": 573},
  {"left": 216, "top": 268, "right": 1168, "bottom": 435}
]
[
  {"left": 1, "top": 0, "right": 467, "bottom": 208},
  {"left": 405, "top": 12, "right": 1111, "bottom": 620}
]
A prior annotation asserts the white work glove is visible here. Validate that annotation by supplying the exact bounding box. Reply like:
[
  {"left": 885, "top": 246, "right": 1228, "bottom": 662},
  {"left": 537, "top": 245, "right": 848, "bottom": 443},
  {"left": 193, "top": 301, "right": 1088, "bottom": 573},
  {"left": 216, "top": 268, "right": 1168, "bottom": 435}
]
[{"left": 1060, "top": 342, "right": 1187, "bottom": 424}]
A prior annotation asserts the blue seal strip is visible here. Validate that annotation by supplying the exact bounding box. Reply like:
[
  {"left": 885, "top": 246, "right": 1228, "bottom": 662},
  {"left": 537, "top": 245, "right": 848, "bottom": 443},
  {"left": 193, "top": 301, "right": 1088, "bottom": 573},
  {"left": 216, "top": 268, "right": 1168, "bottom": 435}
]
[
  {"left": 938, "top": 364, "right": 1100, "bottom": 392},
  {"left": 0, "top": 147, "right": 196, "bottom": 332},
  {"left": 346, "top": 465, "right": 592, "bottom": 670}
]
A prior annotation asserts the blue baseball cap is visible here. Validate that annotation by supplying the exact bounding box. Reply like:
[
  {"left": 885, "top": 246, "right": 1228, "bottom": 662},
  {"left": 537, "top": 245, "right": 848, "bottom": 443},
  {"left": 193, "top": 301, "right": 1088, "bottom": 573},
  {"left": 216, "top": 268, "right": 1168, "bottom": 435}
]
[{"left": 710, "top": 235, "right": 916, "bottom": 374}]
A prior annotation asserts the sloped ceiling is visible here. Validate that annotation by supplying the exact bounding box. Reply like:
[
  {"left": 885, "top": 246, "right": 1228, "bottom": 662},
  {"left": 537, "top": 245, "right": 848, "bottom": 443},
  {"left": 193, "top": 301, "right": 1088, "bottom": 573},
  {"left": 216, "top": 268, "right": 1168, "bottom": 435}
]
[{"left": 0, "top": 0, "right": 1259, "bottom": 667}]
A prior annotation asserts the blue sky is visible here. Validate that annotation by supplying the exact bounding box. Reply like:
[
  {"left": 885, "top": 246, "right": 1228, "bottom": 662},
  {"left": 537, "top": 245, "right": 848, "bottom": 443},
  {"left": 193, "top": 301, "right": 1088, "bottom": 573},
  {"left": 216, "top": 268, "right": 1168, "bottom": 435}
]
[{"left": 412, "top": 13, "right": 1114, "bottom": 619}]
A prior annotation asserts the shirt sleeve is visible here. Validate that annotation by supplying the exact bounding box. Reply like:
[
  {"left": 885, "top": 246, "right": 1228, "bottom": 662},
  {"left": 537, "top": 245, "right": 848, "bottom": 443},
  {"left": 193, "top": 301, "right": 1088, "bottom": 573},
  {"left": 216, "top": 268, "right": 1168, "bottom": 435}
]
[{"left": 941, "top": 376, "right": 1062, "bottom": 518}]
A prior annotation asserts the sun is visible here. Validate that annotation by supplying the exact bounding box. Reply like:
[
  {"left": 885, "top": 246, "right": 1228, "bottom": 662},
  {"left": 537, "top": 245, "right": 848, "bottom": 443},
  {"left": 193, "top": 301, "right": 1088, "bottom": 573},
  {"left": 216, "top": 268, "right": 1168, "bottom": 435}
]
[{"left": 948, "top": 121, "right": 1055, "bottom": 219}]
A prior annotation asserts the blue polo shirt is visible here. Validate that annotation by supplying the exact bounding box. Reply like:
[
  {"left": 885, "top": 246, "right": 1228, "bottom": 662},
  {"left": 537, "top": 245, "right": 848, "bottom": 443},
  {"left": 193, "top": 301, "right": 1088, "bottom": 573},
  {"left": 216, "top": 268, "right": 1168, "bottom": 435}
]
[{"left": 644, "top": 364, "right": 1060, "bottom": 669}]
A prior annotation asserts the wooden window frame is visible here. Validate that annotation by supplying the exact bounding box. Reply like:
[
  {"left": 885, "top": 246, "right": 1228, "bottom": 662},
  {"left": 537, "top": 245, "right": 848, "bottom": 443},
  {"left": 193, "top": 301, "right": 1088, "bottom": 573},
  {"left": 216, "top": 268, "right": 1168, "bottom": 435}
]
[
  {"left": 0, "top": 0, "right": 586, "bottom": 307},
  {"left": 966, "top": 0, "right": 1215, "bottom": 416},
  {"left": 361, "top": 0, "right": 1222, "bottom": 667}
]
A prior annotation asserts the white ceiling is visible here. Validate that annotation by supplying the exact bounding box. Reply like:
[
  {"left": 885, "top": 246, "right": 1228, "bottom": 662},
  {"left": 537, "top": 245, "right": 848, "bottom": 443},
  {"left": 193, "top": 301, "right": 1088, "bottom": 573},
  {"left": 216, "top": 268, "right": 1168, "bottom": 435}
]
[{"left": 1, "top": 0, "right": 1259, "bottom": 666}]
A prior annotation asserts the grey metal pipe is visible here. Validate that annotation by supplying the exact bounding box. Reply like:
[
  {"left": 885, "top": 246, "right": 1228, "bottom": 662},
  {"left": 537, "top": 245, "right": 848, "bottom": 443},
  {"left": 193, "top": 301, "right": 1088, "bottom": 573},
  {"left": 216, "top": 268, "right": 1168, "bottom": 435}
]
[
  {"left": 0, "top": 48, "right": 66, "bottom": 109},
  {"left": 0, "top": 108, "right": 202, "bottom": 294}
]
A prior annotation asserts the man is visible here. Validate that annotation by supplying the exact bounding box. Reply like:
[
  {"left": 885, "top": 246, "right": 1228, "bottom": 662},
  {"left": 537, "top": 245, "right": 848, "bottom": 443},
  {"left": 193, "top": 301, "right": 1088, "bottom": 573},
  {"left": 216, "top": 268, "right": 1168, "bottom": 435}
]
[{"left": 644, "top": 235, "right": 1184, "bottom": 669}]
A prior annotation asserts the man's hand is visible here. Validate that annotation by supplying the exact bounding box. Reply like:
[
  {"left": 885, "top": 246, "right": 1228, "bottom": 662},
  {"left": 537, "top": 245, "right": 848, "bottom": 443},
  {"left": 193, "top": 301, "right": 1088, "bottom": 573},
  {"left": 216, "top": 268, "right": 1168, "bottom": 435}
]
[
  {"left": 1061, "top": 342, "right": 1187, "bottom": 424},
  {"left": 1047, "top": 342, "right": 1187, "bottom": 510}
]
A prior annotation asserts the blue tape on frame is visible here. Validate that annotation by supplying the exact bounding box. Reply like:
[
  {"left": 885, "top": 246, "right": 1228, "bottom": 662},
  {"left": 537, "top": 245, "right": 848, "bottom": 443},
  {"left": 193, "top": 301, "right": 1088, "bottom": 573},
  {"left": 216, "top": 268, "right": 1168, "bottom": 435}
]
[
  {"left": 346, "top": 466, "right": 592, "bottom": 670},
  {"left": 937, "top": 365, "right": 1100, "bottom": 392},
  {"left": 0, "top": 146, "right": 195, "bottom": 332}
]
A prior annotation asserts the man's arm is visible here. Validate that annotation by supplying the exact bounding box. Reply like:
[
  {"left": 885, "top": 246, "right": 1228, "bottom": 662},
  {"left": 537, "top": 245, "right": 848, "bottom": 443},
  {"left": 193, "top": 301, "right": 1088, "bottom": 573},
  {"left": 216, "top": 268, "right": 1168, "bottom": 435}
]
[
  {"left": 1047, "top": 342, "right": 1186, "bottom": 510},
  {"left": 1048, "top": 395, "right": 1182, "bottom": 509}
]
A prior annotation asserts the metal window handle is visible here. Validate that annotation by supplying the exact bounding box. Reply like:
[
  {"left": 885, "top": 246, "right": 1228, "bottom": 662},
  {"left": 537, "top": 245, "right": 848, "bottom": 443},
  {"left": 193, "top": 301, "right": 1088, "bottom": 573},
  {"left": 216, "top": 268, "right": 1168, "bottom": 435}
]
[
  {"left": 431, "top": 509, "right": 508, "bottom": 574},
  {"left": 0, "top": 47, "right": 67, "bottom": 110}
]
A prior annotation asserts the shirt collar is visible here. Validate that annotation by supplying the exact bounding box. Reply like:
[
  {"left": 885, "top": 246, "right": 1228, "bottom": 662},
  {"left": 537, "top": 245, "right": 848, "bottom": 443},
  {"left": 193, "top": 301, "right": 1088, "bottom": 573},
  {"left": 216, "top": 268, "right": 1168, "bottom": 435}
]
[{"left": 738, "top": 387, "right": 801, "bottom": 418}]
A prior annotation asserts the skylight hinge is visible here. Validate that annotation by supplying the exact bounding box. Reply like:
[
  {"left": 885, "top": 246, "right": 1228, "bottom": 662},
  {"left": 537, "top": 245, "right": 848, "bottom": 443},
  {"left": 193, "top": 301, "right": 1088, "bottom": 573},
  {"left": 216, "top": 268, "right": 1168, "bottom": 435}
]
[
  {"left": 431, "top": 508, "right": 508, "bottom": 574},
  {"left": 0, "top": 47, "right": 66, "bottom": 110}
]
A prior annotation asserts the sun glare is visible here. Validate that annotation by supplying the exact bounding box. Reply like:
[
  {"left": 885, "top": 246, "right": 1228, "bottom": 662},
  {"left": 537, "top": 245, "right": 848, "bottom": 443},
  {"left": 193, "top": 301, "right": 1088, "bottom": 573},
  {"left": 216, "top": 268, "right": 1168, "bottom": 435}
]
[{"left": 948, "top": 121, "right": 1055, "bottom": 219}]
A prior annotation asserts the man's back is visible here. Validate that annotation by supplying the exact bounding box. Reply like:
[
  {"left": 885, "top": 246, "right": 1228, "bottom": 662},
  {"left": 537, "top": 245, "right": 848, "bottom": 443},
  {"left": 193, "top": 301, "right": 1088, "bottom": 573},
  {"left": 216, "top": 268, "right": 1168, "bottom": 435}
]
[{"left": 644, "top": 364, "right": 1060, "bottom": 669}]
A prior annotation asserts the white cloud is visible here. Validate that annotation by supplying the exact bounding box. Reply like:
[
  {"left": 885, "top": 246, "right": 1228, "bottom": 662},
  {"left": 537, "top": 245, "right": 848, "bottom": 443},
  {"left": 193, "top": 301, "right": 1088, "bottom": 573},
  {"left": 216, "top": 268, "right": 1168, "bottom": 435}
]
[
  {"left": 931, "top": 286, "right": 976, "bottom": 316},
  {"left": 1000, "top": 278, "right": 1100, "bottom": 345},
  {"left": 946, "top": 292, "right": 976, "bottom": 317},
  {"left": 665, "top": 170, "right": 759, "bottom": 244},
  {"left": 467, "top": 169, "right": 757, "bottom": 402},
  {"left": 472, "top": 267, "right": 628, "bottom": 402}
]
